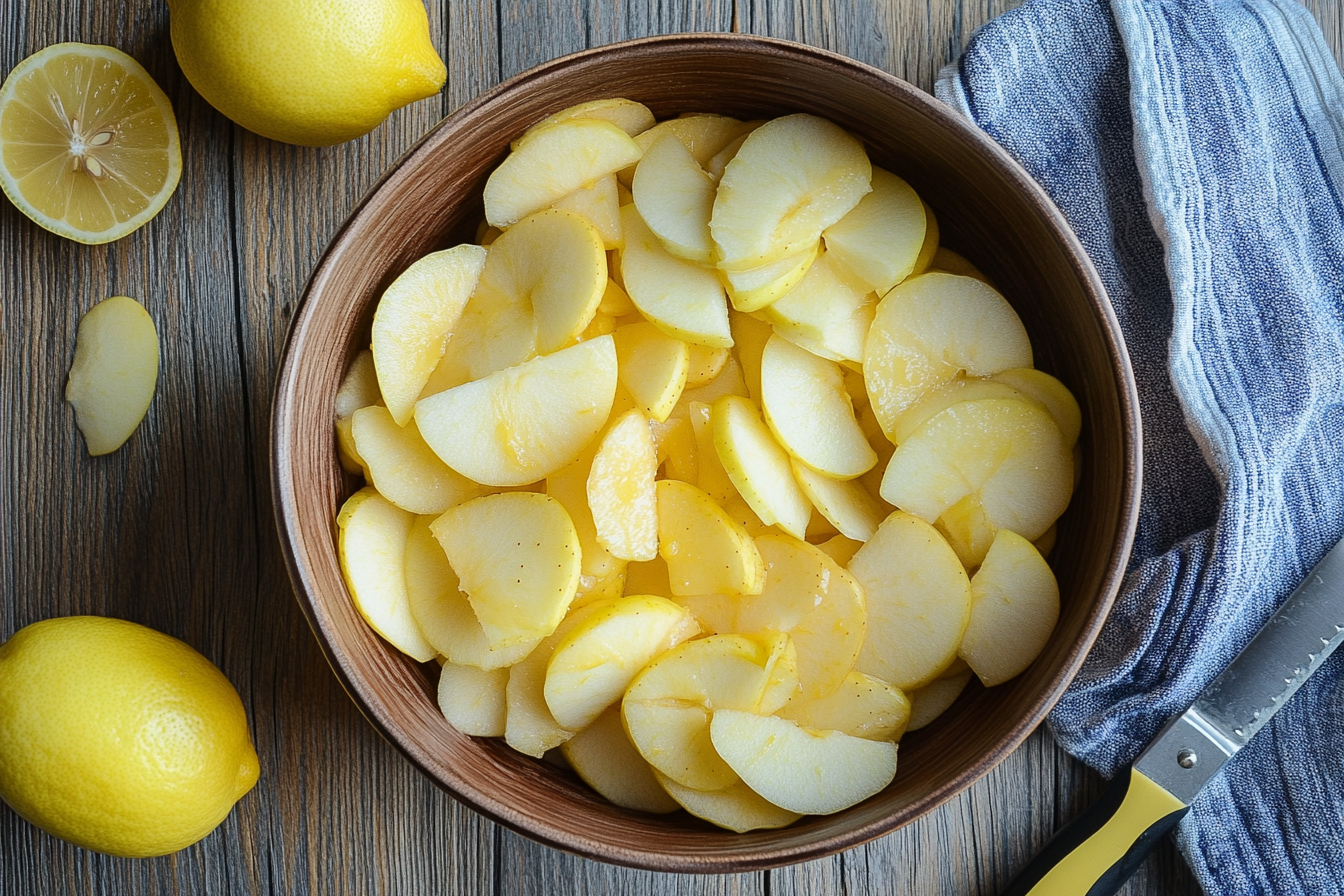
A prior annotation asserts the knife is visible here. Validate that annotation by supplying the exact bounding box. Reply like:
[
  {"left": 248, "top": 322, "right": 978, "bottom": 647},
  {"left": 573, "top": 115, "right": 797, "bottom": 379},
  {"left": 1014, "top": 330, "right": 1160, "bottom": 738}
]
[{"left": 1001, "top": 536, "right": 1344, "bottom": 896}]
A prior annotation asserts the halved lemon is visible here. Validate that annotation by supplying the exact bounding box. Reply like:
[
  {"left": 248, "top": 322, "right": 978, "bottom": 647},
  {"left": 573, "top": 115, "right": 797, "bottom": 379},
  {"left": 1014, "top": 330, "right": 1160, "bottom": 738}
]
[{"left": 0, "top": 44, "right": 182, "bottom": 244}]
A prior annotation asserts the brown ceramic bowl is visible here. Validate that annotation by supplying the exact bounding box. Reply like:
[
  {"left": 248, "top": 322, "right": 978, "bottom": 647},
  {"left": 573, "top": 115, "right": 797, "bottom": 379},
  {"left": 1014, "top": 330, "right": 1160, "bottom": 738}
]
[{"left": 272, "top": 33, "right": 1140, "bottom": 872}]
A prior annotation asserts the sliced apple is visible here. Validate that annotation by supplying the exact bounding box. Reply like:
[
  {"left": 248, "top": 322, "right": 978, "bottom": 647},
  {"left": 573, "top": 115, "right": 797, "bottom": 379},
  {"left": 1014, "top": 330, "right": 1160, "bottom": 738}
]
[
  {"left": 880, "top": 397, "right": 1072, "bottom": 540},
  {"left": 561, "top": 707, "right": 680, "bottom": 814},
  {"left": 673, "top": 352, "right": 749, "bottom": 415},
  {"left": 779, "top": 671, "right": 910, "bottom": 741},
  {"left": 863, "top": 272, "right": 1032, "bottom": 439},
  {"left": 505, "top": 604, "right": 600, "bottom": 757},
  {"left": 630, "top": 115, "right": 745, "bottom": 169},
  {"left": 336, "top": 488, "right": 435, "bottom": 661},
  {"left": 653, "top": 771, "right": 802, "bottom": 832},
  {"left": 656, "top": 415, "right": 698, "bottom": 484},
  {"left": 711, "top": 114, "right": 871, "bottom": 271},
  {"left": 633, "top": 134, "right": 716, "bottom": 263},
  {"left": 438, "top": 662, "right": 509, "bottom": 737},
  {"left": 711, "top": 395, "right": 812, "bottom": 539},
  {"left": 704, "top": 127, "right": 758, "bottom": 182},
  {"left": 684, "top": 343, "right": 729, "bottom": 388},
  {"left": 762, "top": 251, "right": 876, "bottom": 365},
  {"left": 485, "top": 118, "right": 642, "bottom": 227},
  {"left": 722, "top": 244, "right": 820, "bottom": 313},
  {"left": 613, "top": 321, "right": 690, "bottom": 422},
  {"left": 351, "top": 406, "right": 485, "bottom": 515},
  {"left": 587, "top": 409, "right": 659, "bottom": 562},
  {"left": 544, "top": 594, "right": 699, "bottom": 730},
  {"left": 935, "top": 493, "right": 996, "bottom": 570},
  {"left": 931, "top": 245, "right": 990, "bottom": 284},
  {"left": 522, "top": 98, "right": 655, "bottom": 141},
  {"left": 688, "top": 401, "right": 736, "bottom": 504},
  {"left": 792, "top": 460, "right": 884, "bottom": 542},
  {"left": 760, "top": 335, "right": 876, "bottom": 479},
  {"left": 822, "top": 168, "right": 926, "bottom": 295},
  {"left": 547, "top": 448, "right": 626, "bottom": 605},
  {"left": 890, "top": 377, "right": 1025, "bottom": 445},
  {"left": 551, "top": 174, "right": 622, "bottom": 249},
  {"left": 431, "top": 492, "right": 581, "bottom": 649},
  {"left": 415, "top": 334, "right": 618, "bottom": 487},
  {"left": 905, "top": 668, "right": 972, "bottom": 732},
  {"left": 598, "top": 277, "right": 636, "bottom": 316},
  {"left": 334, "top": 349, "right": 382, "bottom": 473},
  {"left": 656, "top": 479, "right": 764, "bottom": 597},
  {"left": 992, "top": 368, "right": 1082, "bottom": 446},
  {"left": 1034, "top": 524, "right": 1058, "bottom": 558},
  {"left": 849, "top": 510, "right": 971, "bottom": 690},
  {"left": 623, "top": 555, "right": 672, "bottom": 599},
  {"left": 959, "top": 530, "right": 1060, "bottom": 686},
  {"left": 371, "top": 244, "right": 487, "bottom": 425},
  {"left": 911, "top": 200, "right": 939, "bottom": 275},
  {"left": 729, "top": 309, "right": 775, "bottom": 403},
  {"left": 816, "top": 534, "right": 863, "bottom": 567},
  {"left": 618, "top": 205, "right": 732, "bottom": 348},
  {"left": 709, "top": 710, "right": 897, "bottom": 815}
]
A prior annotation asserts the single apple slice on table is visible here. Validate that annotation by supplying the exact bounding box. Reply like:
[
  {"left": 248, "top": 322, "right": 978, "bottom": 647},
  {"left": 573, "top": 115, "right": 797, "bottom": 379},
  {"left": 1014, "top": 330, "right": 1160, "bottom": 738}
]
[
  {"left": 334, "top": 348, "right": 381, "bottom": 473},
  {"left": 66, "top": 295, "right": 161, "bottom": 456},
  {"left": 613, "top": 321, "right": 690, "bottom": 422},
  {"left": 760, "top": 334, "right": 876, "bottom": 480},
  {"left": 653, "top": 770, "right": 802, "bottom": 833},
  {"left": 821, "top": 167, "right": 926, "bottom": 295},
  {"left": 485, "top": 118, "right": 642, "bottom": 227},
  {"left": 415, "top": 334, "right": 617, "bottom": 487},
  {"left": 863, "top": 271, "right": 1032, "bottom": 440},
  {"left": 722, "top": 244, "right": 820, "bottom": 313},
  {"left": 711, "top": 113, "right": 871, "bottom": 272},
  {"left": 431, "top": 492, "right": 581, "bottom": 651},
  {"left": 711, "top": 394, "right": 812, "bottom": 540},
  {"left": 709, "top": 710, "right": 897, "bottom": 815},
  {"left": 504, "top": 603, "right": 601, "bottom": 756},
  {"left": 656, "top": 479, "right": 764, "bottom": 597},
  {"left": 958, "top": 530, "right": 1060, "bottom": 686},
  {"left": 587, "top": 409, "right": 659, "bottom": 562},
  {"left": 370, "top": 244, "right": 486, "bottom": 425},
  {"left": 618, "top": 205, "right": 732, "bottom": 348},
  {"left": 779, "top": 670, "right": 910, "bottom": 741},
  {"left": 551, "top": 174, "right": 622, "bottom": 249},
  {"left": 762, "top": 250, "right": 876, "bottom": 364},
  {"left": 633, "top": 134, "right": 716, "bottom": 263},
  {"left": 519, "top": 98, "right": 655, "bottom": 143},
  {"left": 792, "top": 460, "right": 884, "bottom": 542},
  {"left": 849, "top": 510, "right": 972, "bottom": 690},
  {"left": 561, "top": 707, "right": 680, "bottom": 814},
  {"left": 351, "top": 406, "right": 485, "bottom": 515},
  {"left": 438, "top": 662, "right": 509, "bottom": 737},
  {"left": 544, "top": 594, "right": 699, "bottom": 731},
  {"left": 336, "top": 487, "right": 435, "bottom": 662}
]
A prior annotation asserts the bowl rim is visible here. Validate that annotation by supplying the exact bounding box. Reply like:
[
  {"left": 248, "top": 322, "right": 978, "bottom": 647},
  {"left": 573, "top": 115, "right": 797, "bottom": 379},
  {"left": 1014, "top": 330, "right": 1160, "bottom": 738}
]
[{"left": 271, "top": 31, "right": 1142, "bottom": 872}]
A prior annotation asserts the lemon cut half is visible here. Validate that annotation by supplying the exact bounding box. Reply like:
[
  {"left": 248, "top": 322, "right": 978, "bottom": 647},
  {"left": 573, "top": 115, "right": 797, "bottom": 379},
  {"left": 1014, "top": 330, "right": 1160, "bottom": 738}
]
[{"left": 0, "top": 43, "right": 182, "bottom": 244}]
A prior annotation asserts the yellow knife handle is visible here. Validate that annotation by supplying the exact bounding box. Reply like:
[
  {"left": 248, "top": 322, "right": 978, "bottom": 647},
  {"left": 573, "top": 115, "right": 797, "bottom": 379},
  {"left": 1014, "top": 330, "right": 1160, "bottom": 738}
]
[{"left": 1000, "top": 766, "right": 1189, "bottom": 896}]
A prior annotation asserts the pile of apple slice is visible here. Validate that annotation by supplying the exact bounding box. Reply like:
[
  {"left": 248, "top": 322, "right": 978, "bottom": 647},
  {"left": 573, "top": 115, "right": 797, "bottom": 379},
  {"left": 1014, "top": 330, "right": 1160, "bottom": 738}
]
[{"left": 333, "top": 98, "right": 1079, "bottom": 832}]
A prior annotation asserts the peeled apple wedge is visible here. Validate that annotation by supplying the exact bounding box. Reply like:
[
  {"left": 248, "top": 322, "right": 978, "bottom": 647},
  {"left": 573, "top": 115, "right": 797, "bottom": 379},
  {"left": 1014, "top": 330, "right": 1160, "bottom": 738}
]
[
  {"left": 438, "top": 662, "right": 508, "bottom": 737},
  {"left": 415, "top": 334, "right": 618, "bottom": 487},
  {"left": 722, "top": 244, "right": 819, "bottom": 313},
  {"left": 992, "top": 368, "right": 1082, "bottom": 446},
  {"left": 849, "top": 511, "right": 972, "bottom": 690},
  {"left": 728, "top": 309, "right": 775, "bottom": 403},
  {"left": 66, "top": 295, "right": 159, "bottom": 456},
  {"left": 792, "top": 460, "right": 885, "bottom": 542},
  {"left": 931, "top": 245, "right": 991, "bottom": 284},
  {"left": 633, "top": 134, "right": 716, "bottom": 263},
  {"left": 655, "top": 479, "right": 764, "bottom": 597},
  {"left": 905, "top": 669, "right": 973, "bottom": 732},
  {"left": 547, "top": 449, "right": 626, "bottom": 605},
  {"left": 863, "top": 272, "right": 1033, "bottom": 439},
  {"left": 618, "top": 205, "right": 732, "bottom": 348},
  {"left": 711, "top": 114, "right": 872, "bottom": 271},
  {"left": 688, "top": 401, "right": 736, "bottom": 504},
  {"left": 522, "top": 98, "right": 655, "bottom": 142},
  {"left": 550, "top": 175, "right": 623, "bottom": 250},
  {"left": 430, "top": 492, "right": 581, "bottom": 650},
  {"left": 821, "top": 167, "right": 926, "bottom": 295},
  {"left": 613, "top": 321, "right": 691, "bottom": 422},
  {"left": 351, "top": 406, "right": 485, "bottom": 515},
  {"left": 336, "top": 488, "right": 435, "bottom": 662},
  {"left": 560, "top": 708, "right": 680, "bottom": 814},
  {"left": 911, "top": 200, "right": 940, "bottom": 275},
  {"left": 709, "top": 710, "right": 897, "bottom": 815},
  {"left": 372, "top": 244, "right": 487, "bottom": 425},
  {"left": 485, "top": 118, "right": 642, "bottom": 227},
  {"left": 880, "top": 397, "right": 1073, "bottom": 541},
  {"left": 505, "top": 604, "right": 600, "bottom": 757},
  {"left": 335, "top": 349, "right": 381, "bottom": 473},
  {"left": 630, "top": 115, "right": 745, "bottom": 170},
  {"left": 890, "top": 377, "right": 1025, "bottom": 445},
  {"left": 762, "top": 251, "right": 876, "bottom": 364},
  {"left": 779, "top": 671, "right": 910, "bottom": 741},
  {"left": 935, "top": 494, "right": 997, "bottom": 570},
  {"left": 817, "top": 534, "right": 864, "bottom": 567},
  {"left": 587, "top": 409, "right": 659, "bottom": 562},
  {"left": 653, "top": 770, "right": 802, "bottom": 833},
  {"left": 711, "top": 395, "right": 812, "bottom": 539},
  {"left": 958, "top": 530, "right": 1060, "bottom": 686},
  {"left": 544, "top": 594, "right": 699, "bottom": 730},
  {"left": 685, "top": 343, "right": 729, "bottom": 388},
  {"left": 759, "top": 335, "right": 876, "bottom": 479}
]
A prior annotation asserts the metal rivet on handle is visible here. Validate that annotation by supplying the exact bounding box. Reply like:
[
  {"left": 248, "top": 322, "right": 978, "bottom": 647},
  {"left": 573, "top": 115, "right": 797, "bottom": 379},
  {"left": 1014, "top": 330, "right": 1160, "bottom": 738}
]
[{"left": 1177, "top": 750, "right": 1198, "bottom": 769}]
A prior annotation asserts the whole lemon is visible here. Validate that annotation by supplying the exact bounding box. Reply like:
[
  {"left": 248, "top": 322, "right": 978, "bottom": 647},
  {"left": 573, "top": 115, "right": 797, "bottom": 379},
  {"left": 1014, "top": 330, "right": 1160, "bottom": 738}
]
[
  {"left": 0, "top": 616, "right": 260, "bottom": 857},
  {"left": 167, "top": 0, "right": 446, "bottom": 146}
]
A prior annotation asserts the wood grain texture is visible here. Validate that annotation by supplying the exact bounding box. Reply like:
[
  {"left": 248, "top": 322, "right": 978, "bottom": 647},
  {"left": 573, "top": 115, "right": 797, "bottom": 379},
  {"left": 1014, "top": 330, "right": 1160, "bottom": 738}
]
[{"left": 1, "top": 1, "right": 1338, "bottom": 894}]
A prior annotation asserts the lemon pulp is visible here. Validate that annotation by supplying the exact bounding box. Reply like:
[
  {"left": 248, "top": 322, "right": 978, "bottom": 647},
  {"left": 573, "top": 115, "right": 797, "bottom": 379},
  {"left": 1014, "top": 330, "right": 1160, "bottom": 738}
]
[{"left": 0, "top": 43, "right": 182, "bottom": 244}]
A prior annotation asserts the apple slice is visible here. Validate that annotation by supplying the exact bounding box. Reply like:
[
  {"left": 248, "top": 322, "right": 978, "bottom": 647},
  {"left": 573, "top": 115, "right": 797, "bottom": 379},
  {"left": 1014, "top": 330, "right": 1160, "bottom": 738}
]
[
  {"left": 505, "top": 604, "right": 601, "bottom": 757},
  {"left": 656, "top": 415, "right": 698, "bottom": 484},
  {"left": 653, "top": 770, "right": 802, "bottom": 832},
  {"left": 1034, "top": 524, "right": 1058, "bottom": 558},
  {"left": 792, "top": 460, "right": 884, "bottom": 542},
  {"left": 931, "top": 246, "right": 990, "bottom": 284},
  {"left": 336, "top": 488, "right": 435, "bottom": 662},
  {"left": 547, "top": 448, "right": 626, "bottom": 606},
  {"left": 958, "top": 530, "right": 1060, "bottom": 686},
  {"left": 704, "top": 124, "right": 762, "bottom": 182},
  {"left": 890, "top": 377, "right": 1025, "bottom": 445},
  {"left": 630, "top": 115, "right": 745, "bottom": 169},
  {"left": 821, "top": 167, "right": 926, "bottom": 295},
  {"left": 544, "top": 594, "right": 699, "bottom": 730},
  {"left": 623, "top": 555, "right": 672, "bottom": 599},
  {"left": 816, "top": 534, "right": 863, "bottom": 567},
  {"left": 880, "top": 397, "right": 1072, "bottom": 540},
  {"left": 551, "top": 174, "right": 622, "bottom": 249},
  {"left": 711, "top": 395, "right": 812, "bottom": 539},
  {"left": 613, "top": 321, "right": 690, "bottom": 422},
  {"left": 598, "top": 277, "right": 636, "bottom": 316},
  {"left": 371, "top": 245, "right": 487, "bottom": 425},
  {"left": 762, "top": 251, "right": 876, "bottom": 364},
  {"left": 760, "top": 334, "right": 876, "bottom": 479},
  {"left": 618, "top": 205, "right": 732, "bottom": 348},
  {"left": 863, "top": 272, "right": 1033, "bottom": 439},
  {"left": 905, "top": 668, "right": 972, "bottom": 732},
  {"left": 722, "top": 244, "right": 819, "bottom": 313},
  {"left": 935, "top": 494, "right": 996, "bottom": 570},
  {"left": 849, "top": 510, "right": 971, "bottom": 690},
  {"left": 587, "top": 409, "right": 659, "bottom": 562},
  {"left": 656, "top": 479, "right": 765, "bottom": 597},
  {"left": 561, "top": 707, "right": 680, "bottom": 814},
  {"left": 685, "top": 343, "right": 729, "bottom": 388},
  {"left": 633, "top": 134, "right": 716, "bottom": 263},
  {"left": 711, "top": 114, "right": 872, "bottom": 271},
  {"left": 992, "top": 368, "right": 1082, "bottom": 446},
  {"left": 522, "top": 98, "right": 655, "bottom": 142},
  {"left": 687, "top": 401, "right": 736, "bottom": 504},
  {"left": 438, "top": 662, "right": 508, "bottom": 737},
  {"left": 485, "top": 118, "right": 642, "bottom": 227},
  {"left": 415, "top": 334, "right": 618, "bottom": 487},
  {"left": 911, "top": 200, "right": 940, "bottom": 274},
  {"left": 334, "top": 349, "right": 382, "bottom": 473},
  {"left": 709, "top": 710, "right": 897, "bottom": 815},
  {"left": 66, "top": 295, "right": 160, "bottom": 457},
  {"left": 779, "top": 671, "right": 910, "bottom": 741},
  {"left": 431, "top": 492, "right": 581, "bottom": 650},
  {"left": 351, "top": 406, "right": 485, "bottom": 515}
]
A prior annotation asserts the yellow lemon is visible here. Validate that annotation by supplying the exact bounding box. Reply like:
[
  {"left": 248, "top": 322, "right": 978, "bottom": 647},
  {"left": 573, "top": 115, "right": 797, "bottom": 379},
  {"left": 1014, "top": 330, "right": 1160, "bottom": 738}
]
[
  {"left": 168, "top": 0, "right": 447, "bottom": 146},
  {"left": 0, "top": 44, "right": 182, "bottom": 245},
  {"left": 0, "top": 616, "right": 260, "bottom": 858}
]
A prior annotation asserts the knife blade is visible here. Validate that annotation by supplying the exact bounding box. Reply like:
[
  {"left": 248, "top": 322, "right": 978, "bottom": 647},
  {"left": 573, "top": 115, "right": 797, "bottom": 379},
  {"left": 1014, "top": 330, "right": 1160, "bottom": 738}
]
[{"left": 1001, "top": 534, "right": 1344, "bottom": 896}]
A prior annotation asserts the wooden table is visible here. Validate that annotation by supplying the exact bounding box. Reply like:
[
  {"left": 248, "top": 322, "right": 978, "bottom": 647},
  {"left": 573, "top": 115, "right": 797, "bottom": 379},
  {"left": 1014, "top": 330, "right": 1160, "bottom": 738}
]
[{"left": 2, "top": 2, "right": 1340, "bottom": 893}]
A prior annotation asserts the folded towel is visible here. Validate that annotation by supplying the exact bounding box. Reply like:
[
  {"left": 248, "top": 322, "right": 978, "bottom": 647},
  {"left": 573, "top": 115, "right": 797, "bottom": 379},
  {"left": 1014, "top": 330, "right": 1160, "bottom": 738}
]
[{"left": 936, "top": 2, "right": 1344, "bottom": 893}]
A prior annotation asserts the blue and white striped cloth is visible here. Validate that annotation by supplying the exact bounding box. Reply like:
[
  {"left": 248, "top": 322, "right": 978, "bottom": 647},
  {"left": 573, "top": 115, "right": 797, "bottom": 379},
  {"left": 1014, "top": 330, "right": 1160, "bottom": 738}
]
[{"left": 936, "top": 2, "right": 1344, "bottom": 892}]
